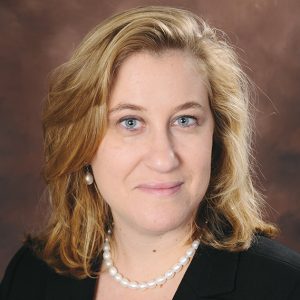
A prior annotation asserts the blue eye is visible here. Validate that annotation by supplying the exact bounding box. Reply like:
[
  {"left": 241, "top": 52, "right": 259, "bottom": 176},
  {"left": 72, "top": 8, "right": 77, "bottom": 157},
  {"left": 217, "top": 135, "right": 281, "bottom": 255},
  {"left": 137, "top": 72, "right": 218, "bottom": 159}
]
[
  {"left": 118, "top": 115, "right": 199, "bottom": 131},
  {"left": 119, "top": 117, "right": 142, "bottom": 131},
  {"left": 174, "top": 115, "right": 198, "bottom": 127}
]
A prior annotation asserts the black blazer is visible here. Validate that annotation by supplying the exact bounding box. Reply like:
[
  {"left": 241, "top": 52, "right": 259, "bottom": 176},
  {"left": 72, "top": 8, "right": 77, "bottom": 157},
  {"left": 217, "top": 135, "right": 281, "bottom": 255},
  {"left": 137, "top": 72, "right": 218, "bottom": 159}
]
[{"left": 1, "top": 235, "right": 300, "bottom": 299}]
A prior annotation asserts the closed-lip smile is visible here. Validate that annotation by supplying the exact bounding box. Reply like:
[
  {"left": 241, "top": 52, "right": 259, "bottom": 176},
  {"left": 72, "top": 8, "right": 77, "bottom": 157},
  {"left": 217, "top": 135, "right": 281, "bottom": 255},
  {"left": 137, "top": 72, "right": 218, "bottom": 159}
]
[{"left": 136, "top": 181, "right": 183, "bottom": 196}]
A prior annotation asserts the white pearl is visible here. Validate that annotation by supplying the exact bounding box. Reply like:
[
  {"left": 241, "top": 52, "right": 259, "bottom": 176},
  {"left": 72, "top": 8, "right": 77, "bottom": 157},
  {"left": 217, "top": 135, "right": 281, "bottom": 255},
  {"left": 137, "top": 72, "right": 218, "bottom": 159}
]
[
  {"left": 108, "top": 266, "right": 118, "bottom": 276},
  {"left": 128, "top": 281, "right": 138, "bottom": 289},
  {"left": 104, "top": 259, "right": 113, "bottom": 267},
  {"left": 138, "top": 282, "right": 147, "bottom": 289},
  {"left": 85, "top": 172, "right": 94, "bottom": 185},
  {"left": 165, "top": 269, "right": 175, "bottom": 279},
  {"left": 146, "top": 280, "right": 157, "bottom": 288},
  {"left": 186, "top": 247, "right": 195, "bottom": 257},
  {"left": 155, "top": 276, "right": 166, "bottom": 285},
  {"left": 103, "top": 243, "right": 110, "bottom": 251},
  {"left": 192, "top": 240, "right": 200, "bottom": 249},
  {"left": 120, "top": 278, "right": 129, "bottom": 287},
  {"left": 103, "top": 251, "right": 111, "bottom": 260},
  {"left": 172, "top": 263, "right": 182, "bottom": 273},
  {"left": 179, "top": 256, "right": 189, "bottom": 265},
  {"left": 114, "top": 273, "right": 122, "bottom": 282}
]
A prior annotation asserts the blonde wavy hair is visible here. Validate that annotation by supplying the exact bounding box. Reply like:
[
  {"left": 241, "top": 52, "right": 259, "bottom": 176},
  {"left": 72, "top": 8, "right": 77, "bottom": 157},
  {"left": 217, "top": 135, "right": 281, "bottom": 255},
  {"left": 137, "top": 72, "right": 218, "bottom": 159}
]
[{"left": 29, "top": 6, "right": 278, "bottom": 278}]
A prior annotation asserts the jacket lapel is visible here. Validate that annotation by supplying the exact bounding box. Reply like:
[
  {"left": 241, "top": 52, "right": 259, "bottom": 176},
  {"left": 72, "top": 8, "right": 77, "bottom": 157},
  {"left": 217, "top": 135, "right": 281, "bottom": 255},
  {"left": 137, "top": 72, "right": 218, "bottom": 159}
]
[
  {"left": 173, "top": 244, "right": 239, "bottom": 299},
  {"left": 45, "top": 269, "right": 97, "bottom": 300}
]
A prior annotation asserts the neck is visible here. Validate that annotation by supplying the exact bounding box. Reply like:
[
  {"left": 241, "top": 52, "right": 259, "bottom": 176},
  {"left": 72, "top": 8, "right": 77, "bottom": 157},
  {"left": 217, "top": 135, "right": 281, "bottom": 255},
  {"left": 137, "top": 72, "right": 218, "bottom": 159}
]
[{"left": 105, "top": 221, "right": 194, "bottom": 282}]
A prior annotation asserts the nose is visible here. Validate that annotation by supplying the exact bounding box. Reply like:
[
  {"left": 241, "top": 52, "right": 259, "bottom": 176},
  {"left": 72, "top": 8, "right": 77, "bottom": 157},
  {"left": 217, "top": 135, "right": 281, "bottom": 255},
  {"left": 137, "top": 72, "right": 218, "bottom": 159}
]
[{"left": 144, "top": 127, "right": 180, "bottom": 173}]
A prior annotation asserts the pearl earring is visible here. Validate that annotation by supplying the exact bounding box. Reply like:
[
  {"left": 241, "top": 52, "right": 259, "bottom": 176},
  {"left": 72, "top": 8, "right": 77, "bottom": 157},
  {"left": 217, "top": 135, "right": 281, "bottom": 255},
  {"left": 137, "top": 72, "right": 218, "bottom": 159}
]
[{"left": 84, "top": 166, "right": 94, "bottom": 185}]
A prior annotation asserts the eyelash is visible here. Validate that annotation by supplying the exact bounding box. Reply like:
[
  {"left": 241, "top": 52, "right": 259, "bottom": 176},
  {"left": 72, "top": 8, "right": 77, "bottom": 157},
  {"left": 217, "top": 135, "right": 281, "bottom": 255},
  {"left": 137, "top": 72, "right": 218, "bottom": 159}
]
[{"left": 117, "top": 115, "right": 200, "bottom": 131}]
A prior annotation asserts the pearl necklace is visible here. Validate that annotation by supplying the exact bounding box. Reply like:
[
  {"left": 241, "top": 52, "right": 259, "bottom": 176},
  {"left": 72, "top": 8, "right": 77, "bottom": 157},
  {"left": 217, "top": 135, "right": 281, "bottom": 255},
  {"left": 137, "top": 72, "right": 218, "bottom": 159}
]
[{"left": 102, "top": 235, "right": 200, "bottom": 290}]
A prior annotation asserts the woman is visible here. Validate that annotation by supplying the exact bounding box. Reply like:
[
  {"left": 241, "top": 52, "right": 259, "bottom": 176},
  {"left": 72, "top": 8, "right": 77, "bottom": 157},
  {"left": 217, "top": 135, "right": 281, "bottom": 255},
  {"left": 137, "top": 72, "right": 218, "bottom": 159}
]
[{"left": 1, "top": 6, "right": 299, "bottom": 300}]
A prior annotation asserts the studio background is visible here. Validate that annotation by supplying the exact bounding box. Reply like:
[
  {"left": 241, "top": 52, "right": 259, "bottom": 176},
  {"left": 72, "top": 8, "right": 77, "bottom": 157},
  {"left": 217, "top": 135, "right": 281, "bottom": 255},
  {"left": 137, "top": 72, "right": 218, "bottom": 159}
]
[{"left": 1, "top": 0, "right": 299, "bottom": 279}]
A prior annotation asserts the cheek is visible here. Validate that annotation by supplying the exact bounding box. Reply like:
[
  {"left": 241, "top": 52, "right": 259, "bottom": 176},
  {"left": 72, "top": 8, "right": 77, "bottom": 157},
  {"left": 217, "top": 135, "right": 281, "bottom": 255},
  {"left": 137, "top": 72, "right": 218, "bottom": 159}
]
[
  {"left": 182, "top": 133, "right": 213, "bottom": 191},
  {"left": 182, "top": 131, "right": 213, "bottom": 164},
  {"left": 91, "top": 136, "right": 140, "bottom": 194}
]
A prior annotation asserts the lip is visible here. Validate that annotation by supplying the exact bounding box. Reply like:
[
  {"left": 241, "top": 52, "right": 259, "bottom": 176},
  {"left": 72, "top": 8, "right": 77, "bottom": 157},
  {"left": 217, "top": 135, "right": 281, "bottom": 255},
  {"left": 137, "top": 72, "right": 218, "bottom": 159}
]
[{"left": 136, "top": 181, "right": 183, "bottom": 196}]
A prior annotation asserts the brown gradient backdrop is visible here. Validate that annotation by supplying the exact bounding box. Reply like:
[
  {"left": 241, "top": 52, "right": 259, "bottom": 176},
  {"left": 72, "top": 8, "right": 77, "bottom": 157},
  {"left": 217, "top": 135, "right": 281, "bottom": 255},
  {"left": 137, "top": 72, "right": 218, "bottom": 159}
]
[{"left": 1, "top": 0, "right": 299, "bottom": 279}]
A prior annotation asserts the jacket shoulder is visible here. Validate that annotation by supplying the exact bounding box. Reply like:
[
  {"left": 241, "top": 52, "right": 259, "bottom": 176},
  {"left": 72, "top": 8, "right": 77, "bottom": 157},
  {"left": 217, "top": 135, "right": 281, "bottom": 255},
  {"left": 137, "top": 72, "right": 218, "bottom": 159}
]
[
  {"left": 1, "top": 244, "right": 97, "bottom": 300},
  {"left": 0, "top": 244, "right": 55, "bottom": 299},
  {"left": 236, "top": 235, "right": 300, "bottom": 299},
  {"left": 247, "top": 235, "right": 300, "bottom": 271}
]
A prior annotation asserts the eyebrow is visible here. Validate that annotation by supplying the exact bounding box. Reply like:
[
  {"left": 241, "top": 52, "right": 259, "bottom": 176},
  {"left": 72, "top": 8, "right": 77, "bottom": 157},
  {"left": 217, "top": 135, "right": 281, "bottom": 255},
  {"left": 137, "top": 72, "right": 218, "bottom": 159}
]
[{"left": 108, "top": 101, "right": 204, "bottom": 115}]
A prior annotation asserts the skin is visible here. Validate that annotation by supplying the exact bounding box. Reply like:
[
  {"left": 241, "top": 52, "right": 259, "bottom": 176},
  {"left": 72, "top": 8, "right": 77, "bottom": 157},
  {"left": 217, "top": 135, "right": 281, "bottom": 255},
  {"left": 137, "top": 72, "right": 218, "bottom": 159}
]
[{"left": 92, "top": 49, "right": 214, "bottom": 299}]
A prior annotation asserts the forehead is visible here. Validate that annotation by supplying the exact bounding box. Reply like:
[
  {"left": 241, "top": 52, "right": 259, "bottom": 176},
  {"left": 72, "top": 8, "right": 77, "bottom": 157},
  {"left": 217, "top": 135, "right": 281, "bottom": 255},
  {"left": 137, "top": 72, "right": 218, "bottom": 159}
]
[
  {"left": 108, "top": 49, "right": 210, "bottom": 110},
  {"left": 114, "top": 49, "right": 206, "bottom": 83}
]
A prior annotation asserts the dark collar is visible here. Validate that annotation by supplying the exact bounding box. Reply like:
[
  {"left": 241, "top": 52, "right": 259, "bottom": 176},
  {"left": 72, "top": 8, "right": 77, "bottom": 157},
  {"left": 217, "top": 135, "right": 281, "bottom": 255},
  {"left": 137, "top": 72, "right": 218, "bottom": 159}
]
[{"left": 173, "top": 244, "right": 239, "bottom": 299}]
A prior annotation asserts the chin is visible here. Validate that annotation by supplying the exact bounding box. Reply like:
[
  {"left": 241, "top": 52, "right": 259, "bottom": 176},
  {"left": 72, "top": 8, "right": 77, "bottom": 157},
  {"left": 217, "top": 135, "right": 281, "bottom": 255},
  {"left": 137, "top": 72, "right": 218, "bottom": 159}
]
[{"left": 131, "top": 211, "right": 192, "bottom": 235}]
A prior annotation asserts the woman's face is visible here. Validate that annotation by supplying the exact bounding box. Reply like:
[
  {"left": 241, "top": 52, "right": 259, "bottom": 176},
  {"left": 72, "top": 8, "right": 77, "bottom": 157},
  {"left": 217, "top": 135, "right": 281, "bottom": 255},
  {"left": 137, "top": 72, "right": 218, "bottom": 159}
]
[{"left": 91, "top": 49, "right": 214, "bottom": 235}]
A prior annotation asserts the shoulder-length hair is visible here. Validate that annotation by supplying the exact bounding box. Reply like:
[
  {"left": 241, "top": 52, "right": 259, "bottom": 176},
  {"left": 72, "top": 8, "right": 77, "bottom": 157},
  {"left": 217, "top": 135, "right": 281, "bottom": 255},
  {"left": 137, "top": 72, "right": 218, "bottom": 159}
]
[{"left": 30, "top": 5, "right": 277, "bottom": 278}]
